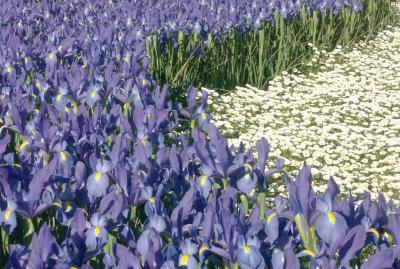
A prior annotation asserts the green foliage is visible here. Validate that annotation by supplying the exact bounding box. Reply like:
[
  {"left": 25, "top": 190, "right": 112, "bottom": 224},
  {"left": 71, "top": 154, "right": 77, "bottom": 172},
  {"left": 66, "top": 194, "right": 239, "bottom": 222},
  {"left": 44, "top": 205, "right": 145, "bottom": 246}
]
[{"left": 147, "top": 0, "right": 398, "bottom": 96}]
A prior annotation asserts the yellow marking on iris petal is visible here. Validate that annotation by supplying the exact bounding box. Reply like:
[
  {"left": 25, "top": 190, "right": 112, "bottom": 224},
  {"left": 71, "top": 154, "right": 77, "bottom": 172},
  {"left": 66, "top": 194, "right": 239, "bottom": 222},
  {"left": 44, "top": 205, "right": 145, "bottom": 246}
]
[
  {"left": 56, "top": 94, "right": 62, "bottom": 101},
  {"left": 123, "top": 55, "right": 129, "bottom": 62},
  {"left": 65, "top": 107, "right": 70, "bottom": 113},
  {"left": 52, "top": 202, "right": 62, "bottom": 208},
  {"left": 201, "top": 112, "right": 207, "bottom": 120},
  {"left": 60, "top": 151, "right": 67, "bottom": 161},
  {"left": 141, "top": 139, "right": 146, "bottom": 145},
  {"left": 57, "top": 45, "right": 63, "bottom": 52},
  {"left": 199, "top": 245, "right": 208, "bottom": 254},
  {"left": 0, "top": 126, "right": 6, "bottom": 132},
  {"left": 149, "top": 197, "right": 155, "bottom": 203},
  {"left": 91, "top": 90, "right": 96, "bottom": 98},
  {"left": 190, "top": 119, "right": 196, "bottom": 128},
  {"left": 180, "top": 254, "right": 189, "bottom": 266},
  {"left": 49, "top": 52, "right": 55, "bottom": 60},
  {"left": 32, "top": 130, "right": 37, "bottom": 137},
  {"left": 147, "top": 113, "right": 152, "bottom": 120},
  {"left": 14, "top": 163, "right": 21, "bottom": 168},
  {"left": 6, "top": 65, "right": 12, "bottom": 73},
  {"left": 123, "top": 103, "right": 129, "bottom": 111},
  {"left": 24, "top": 57, "right": 29, "bottom": 64},
  {"left": 69, "top": 267, "right": 78, "bottom": 269},
  {"left": 200, "top": 175, "right": 207, "bottom": 186},
  {"left": 303, "top": 249, "right": 316, "bottom": 257},
  {"left": 20, "top": 141, "right": 30, "bottom": 150},
  {"left": 65, "top": 201, "right": 73, "bottom": 212},
  {"left": 244, "top": 173, "right": 250, "bottom": 181},
  {"left": 95, "top": 172, "right": 102, "bottom": 181},
  {"left": 142, "top": 79, "right": 147, "bottom": 86},
  {"left": 243, "top": 163, "right": 253, "bottom": 171},
  {"left": 327, "top": 211, "right": 336, "bottom": 224},
  {"left": 35, "top": 81, "right": 41, "bottom": 89},
  {"left": 72, "top": 102, "right": 78, "bottom": 113},
  {"left": 368, "top": 228, "right": 379, "bottom": 237},
  {"left": 4, "top": 209, "right": 12, "bottom": 221},
  {"left": 243, "top": 245, "right": 251, "bottom": 254},
  {"left": 267, "top": 212, "right": 277, "bottom": 223},
  {"left": 94, "top": 226, "right": 101, "bottom": 237}
]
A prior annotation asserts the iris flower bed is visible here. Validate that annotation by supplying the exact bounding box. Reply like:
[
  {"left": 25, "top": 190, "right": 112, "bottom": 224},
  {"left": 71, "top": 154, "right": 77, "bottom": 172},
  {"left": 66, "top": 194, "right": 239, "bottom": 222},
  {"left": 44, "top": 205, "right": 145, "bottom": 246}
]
[{"left": 0, "top": 0, "right": 400, "bottom": 268}]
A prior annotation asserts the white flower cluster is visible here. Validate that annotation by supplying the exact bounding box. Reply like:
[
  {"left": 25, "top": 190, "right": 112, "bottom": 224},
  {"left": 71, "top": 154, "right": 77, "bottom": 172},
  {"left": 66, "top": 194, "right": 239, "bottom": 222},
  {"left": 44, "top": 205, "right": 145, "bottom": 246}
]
[{"left": 206, "top": 24, "right": 400, "bottom": 200}]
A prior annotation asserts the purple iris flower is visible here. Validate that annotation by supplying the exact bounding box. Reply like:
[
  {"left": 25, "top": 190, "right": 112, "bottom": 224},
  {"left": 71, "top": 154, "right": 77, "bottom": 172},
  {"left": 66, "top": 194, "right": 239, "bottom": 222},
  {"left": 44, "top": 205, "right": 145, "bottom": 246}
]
[
  {"left": 196, "top": 175, "right": 212, "bottom": 198},
  {"left": 0, "top": 200, "right": 17, "bottom": 234},
  {"left": 85, "top": 213, "right": 108, "bottom": 250},
  {"left": 148, "top": 215, "right": 167, "bottom": 232},
  {"left": 316, "top": 193, "right": 348, "bottom": 246},
  {"left": 54, "top": 86, "right": 71, "bottom": 113},
  {"left": 236, "top": 236, "right": 265, "bottom": 269},
  {"left": 45, "top": 50, "right": 57, "bottom": 66},
  {"left": 86, "top": 159, "right": 112, "bottom": 200},
  {"left": 264, "top": 209, "right": 279, "bottom": 245},
  {"left": 236, "top": 167, "right": 258, "bottom": 194},
  {"left": 178, "top": 239, "right": 198, "bottom": 269},
  {"left": 85, "top": 84, "right": 102, "bottom": 107},
  {"left": 271, "top": 247, "right": 300, "bottom": 269},
  {"left": 2, "top": 61, "right": 14, "bottom": 76}
]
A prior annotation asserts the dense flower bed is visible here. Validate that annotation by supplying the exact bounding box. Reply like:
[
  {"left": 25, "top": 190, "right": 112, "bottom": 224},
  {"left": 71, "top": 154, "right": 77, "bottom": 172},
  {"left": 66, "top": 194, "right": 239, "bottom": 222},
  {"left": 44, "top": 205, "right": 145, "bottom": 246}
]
[
  {"left": 0, "top": 0, "right": 399, "bottom": 268},
  {"left": 147, "top": 0, "right": 396, "bottom": 91},
  {"left": 208, "top": 23, "right": 400, "bottom": 201}
]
